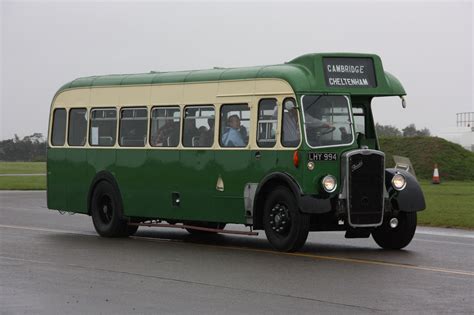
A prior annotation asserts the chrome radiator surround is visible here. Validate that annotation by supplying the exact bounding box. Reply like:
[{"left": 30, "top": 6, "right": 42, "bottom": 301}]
[{"left": 340, "top": 149, "right": 385, "bottom": 228}]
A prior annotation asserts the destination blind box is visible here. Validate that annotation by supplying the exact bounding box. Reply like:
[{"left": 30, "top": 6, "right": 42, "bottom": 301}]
[{"left": 323, "top": 57, "right": 377, "bottom": 88}]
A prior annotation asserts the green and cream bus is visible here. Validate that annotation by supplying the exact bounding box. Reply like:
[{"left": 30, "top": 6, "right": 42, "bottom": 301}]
[{"left": 47, "top": 53, "right": 425, "bottom": 252}]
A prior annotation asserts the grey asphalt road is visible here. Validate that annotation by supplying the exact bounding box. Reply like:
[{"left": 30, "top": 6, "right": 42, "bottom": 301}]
[{"left": 1, "top": 191, "right": 473, "bottom": 315}]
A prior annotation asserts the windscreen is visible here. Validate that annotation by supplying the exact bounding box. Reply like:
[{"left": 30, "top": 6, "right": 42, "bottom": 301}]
[{"left": 302, "top": 95, "right": 353, "bottom": 147}]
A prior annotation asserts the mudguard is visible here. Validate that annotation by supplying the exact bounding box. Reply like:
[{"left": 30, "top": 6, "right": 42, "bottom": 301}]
[
  {"left": 299, "top": 195, "right": 332, "bottom": 214},
  {"left": 254, "top": 172, "right": 331, "bottom": 215},
  {"left": 385, "top": 168, "right": 426, "bottom": 212}
]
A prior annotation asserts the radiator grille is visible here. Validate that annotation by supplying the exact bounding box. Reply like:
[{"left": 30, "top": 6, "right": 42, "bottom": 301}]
[{"left": 348, "top": 152, "right": 384, "bottom": 226}]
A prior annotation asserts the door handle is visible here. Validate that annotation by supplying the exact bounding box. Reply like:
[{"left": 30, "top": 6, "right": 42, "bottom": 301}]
[{"left": 255, "top": 151, "right": 261, "bottom": 160}]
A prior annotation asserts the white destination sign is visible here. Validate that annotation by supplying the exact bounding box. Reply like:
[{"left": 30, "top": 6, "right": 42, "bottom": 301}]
[{"left": 323, "top": 57, "right": 377, "bottom": 88}]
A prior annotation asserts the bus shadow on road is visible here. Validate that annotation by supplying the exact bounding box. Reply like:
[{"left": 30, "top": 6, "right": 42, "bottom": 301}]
[
  {"left": 133, "top": 229, "right": 417, "bottom": 259},
  {"left": 40, "top": 229, "right": 417, "bottom": 264}
]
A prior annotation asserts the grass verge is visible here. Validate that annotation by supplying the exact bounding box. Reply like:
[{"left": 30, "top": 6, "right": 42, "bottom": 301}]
[
  {"left": 0, "top": 162, "right": 46, "bottom": 174},
  {"left": 380, "top": 137, "right": 474, "bottom": 181},
  {"left": 418, "top": 180, "right": 474, "bottom": 229},
  {"left": 0, "top": 162, "right": 472, "bottom": 229},
  {"left": 0, "top": 176, "right": 46, "bottom": 190}
]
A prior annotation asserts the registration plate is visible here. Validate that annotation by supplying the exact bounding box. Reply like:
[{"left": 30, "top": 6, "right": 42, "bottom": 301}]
[{"left": 308, "top": 152, "right": 338, "bottom": 161}]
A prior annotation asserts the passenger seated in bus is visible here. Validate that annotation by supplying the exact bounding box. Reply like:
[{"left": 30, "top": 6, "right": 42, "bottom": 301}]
[
  {"left": 239, "top": 125, "right": 248, "bottom": 140},
  {"left": 199, "top": 116, "right": 215, "bottom": 146},
  {"left": 221, "top": 115, "right": 246, "bottom": 147},
  {"left": 153, "top": 121, "right": 179, "bottom": 146},
  {"left": 194, "top": 126, "right": 206, "bottom": 146},
  {"left": 183, "top": 122, "right": 199, "bottom": 147}
]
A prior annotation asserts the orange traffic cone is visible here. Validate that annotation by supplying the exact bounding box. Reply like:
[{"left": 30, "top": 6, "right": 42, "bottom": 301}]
[{"left": 432, "top": 163, "right": 440, "bottom": 184}]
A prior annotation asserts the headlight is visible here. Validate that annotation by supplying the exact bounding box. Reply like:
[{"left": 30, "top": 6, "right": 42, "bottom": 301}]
[
  {"left": 322, "top": 175, "right": 337, "bottom": 193},
  {"left": 391, "top": 173, "right": 406, "bottom": 191}
]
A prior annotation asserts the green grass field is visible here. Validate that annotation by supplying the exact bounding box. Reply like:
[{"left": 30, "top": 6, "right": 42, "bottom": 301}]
[
  {"left": 0, "top": 162, "right": 472, "bottom": 229},
  {"left": 0, "top": 162, "right": 46, "bottom": 174},
  {"left": 418, "top": 180, "right": 473, "bottom": 229},
  {"left": 0, "top": 176, "right": 46, "bottom": 190},
  {"left": 0, "top": 162, "right": 47, "bottom": 190}
]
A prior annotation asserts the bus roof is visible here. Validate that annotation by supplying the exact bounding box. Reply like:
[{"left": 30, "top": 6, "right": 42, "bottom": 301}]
[{"left": 57, "top": 53, "right": 406, "bottom": 97}]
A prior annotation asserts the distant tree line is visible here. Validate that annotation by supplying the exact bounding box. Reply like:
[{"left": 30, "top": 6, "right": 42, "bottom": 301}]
[
  {"left": 0, "top": 124, "right": 431, "bottom": 161},
  {"left": 0, "top": 133, "right": 46, "bottom": 161},
  {"left": 376, "top": 123, "right": 430, "bottom": 137}
]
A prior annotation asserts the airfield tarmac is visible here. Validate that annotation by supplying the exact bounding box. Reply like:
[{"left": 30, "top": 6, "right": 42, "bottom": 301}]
[{"left": 1, "top": 191, "right": 473, "bottom": 314}]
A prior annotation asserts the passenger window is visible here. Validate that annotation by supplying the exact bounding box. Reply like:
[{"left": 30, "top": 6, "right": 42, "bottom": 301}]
[
  {"left": 89, "top": 108, "right": 117, "bottom": 146},
  {"left": 257, "top": 99, "right": 277, "bottom": 147},
  {"left": 51, "top": 108, "right": 67, "bottom": 146},
  {"left": 282, "top": 98, "right": 300, "bottom": 147},
  {"left": 352, "top": 107, "right": 365, "bottom": 134},
  {"left": 68, "top": 108, "right": 88, "bottom": 146},
  {"left": 119, "top": 108, "right": 148, "bottom": 147},
  {"left": 150, "top": 107, "right": 181, "bottom": 147},
  {"left": 183, "top": 106, "right": 215, "bottom": 147},
  {"left": 220, "top": 104, "right": 250, "bottom": 148}
]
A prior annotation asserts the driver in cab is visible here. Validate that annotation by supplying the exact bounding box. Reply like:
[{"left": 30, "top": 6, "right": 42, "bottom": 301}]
[{"left": 284, "top": 99, "right": 336, "bottom": 136}]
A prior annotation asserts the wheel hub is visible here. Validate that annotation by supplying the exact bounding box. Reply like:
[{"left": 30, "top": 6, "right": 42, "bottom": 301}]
[
  {"left": 99, "top": 196, "right": 113, "bottom": 223},
  {"left": 270, "top": 203, "right": 290, "bottom": 234}
]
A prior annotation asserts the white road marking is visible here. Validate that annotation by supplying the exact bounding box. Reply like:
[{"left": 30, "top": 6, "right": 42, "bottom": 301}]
[
  {"left": 3, "top": 223, "right": 471, "bottom": 277},
  {"left": 0, "top": 224, "right": 96, "bottom": 236},
  {"left": 416, "top": 228, "right": 474, "bottom": 239}
]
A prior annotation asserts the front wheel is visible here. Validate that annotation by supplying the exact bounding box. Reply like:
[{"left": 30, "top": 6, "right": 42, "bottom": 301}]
[
  {"left": 263, "top": 186, "right": 310, "bottom": 252},
  {"left": 372, "top": 212, "right": 417, "bottom": 249}
]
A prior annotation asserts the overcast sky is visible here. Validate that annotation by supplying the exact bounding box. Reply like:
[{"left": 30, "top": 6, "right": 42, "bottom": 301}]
[{"left": 1, "top": 0, "right": 473, "bottom": 140}]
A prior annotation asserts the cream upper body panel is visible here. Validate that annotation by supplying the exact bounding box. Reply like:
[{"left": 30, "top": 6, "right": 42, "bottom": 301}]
[
  {"left": 49, "top": 78, "right": 300, "bottom": 150},
  {"left": 52, "top": 79, "right": 293, "bottom": 109}
]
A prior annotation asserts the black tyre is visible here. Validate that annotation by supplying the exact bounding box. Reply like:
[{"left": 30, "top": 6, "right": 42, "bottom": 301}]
[
  {"left": 127, "top": 224, "right": 139, "bottom": 236},
  {"left": 263, "top": 186, "right": 310, "bottom": 252},
  {"left": 91, "top": 181, "right": 130, "bottom": 237},
  {"left": 185, "top": 222, "right": 226, "bottom": 235},
  {"left": 372, "top": 212, "right": 417, "bottom": 249}
]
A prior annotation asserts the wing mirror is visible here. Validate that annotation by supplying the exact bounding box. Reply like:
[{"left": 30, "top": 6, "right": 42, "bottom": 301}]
[{"left": 400, "top": 96, "right": 407, "bottom": 109}]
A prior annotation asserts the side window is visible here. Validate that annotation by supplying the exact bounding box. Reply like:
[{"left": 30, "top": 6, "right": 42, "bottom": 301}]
[
  {"left": 183, "top": 106, "right": 214, "bottom": 147},
  {"left": 51, "top": 108, "right": 67, "bottom": 146},
  {"left": 89, "top": 108, "right": 117, "bottom": 146},
  {"left": 257, "top": 99, "right": 277, "bottom": 147},
  {"left": 119, "top": 108, "right": 148, "bottom": 147},
  {"left": 281, "top": 98, "right": 301, "bottom": 147},
  {"left": 150, "top": 107, "right": 181, "bottom": 147},
  {"left": 352, "top": 107, "right": 365, "bottom": 134},
  {"left": 220, "top": 104, "right": 250, "bottom": 148},
  {"left": 68, "top": 108, "right": 88, "bottom": 146}
]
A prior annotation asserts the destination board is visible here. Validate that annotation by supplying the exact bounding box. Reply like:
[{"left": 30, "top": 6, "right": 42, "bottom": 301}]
[{"left": 323, "top": 57, "right": 377, "bottom": 88}]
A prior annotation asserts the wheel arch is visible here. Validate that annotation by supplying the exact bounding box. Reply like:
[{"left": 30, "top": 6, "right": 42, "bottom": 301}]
[
  {"left": 385, "top": 168, "right": 426, "bottom": 212},
  {"left": 252, "top": 172, "right": 303, "bottom": 229},
  {"left": 87, "top": 171, "right": 124, "bottom": 216}
]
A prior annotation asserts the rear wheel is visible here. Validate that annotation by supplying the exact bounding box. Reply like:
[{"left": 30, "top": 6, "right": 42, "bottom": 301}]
[
  {"left": 91, "top": 181, "right": 130, "bottom": 237},
  {"left": 263, "top": 186, "right": 310, "bottom": 252},
  {"left": 372, "top": 212, "right": 417, "bottom": 249}
]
